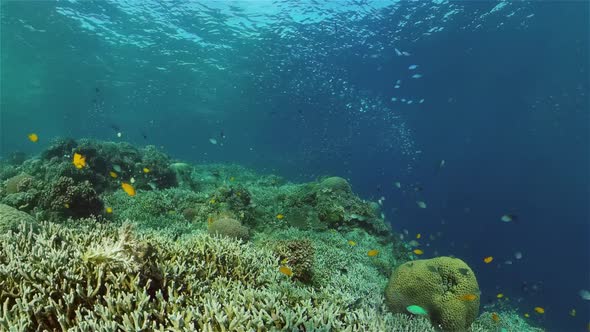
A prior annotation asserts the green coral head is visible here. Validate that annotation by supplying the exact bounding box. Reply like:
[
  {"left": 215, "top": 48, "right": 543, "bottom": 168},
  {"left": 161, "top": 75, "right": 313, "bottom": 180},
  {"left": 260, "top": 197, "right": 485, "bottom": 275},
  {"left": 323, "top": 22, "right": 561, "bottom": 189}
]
[{"left": 406, "top": 305, "right": 429, "bottom": 316}]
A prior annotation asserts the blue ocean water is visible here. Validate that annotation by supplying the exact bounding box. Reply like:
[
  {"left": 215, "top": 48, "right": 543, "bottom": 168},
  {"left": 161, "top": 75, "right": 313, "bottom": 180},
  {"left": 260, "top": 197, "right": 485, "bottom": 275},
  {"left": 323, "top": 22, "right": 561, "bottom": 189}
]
[{"left": 1, "top": 1, "right": 588, "bottom": 330}]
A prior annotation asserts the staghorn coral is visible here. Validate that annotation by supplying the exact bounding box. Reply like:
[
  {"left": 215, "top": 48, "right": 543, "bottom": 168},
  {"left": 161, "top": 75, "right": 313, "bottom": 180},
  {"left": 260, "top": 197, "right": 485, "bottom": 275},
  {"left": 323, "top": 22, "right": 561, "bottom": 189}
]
[
  {"left": 471, "top": 310, "right": 545, "bottom": 332},
  {"left": 207, "top": 217, "right": 250, "bottom": 241},
  {"left": 0, "top": 220, "right": 447, "bottom": 331},
  {"left": 385, "top": 256, "right": 480, "bottom": 331}
]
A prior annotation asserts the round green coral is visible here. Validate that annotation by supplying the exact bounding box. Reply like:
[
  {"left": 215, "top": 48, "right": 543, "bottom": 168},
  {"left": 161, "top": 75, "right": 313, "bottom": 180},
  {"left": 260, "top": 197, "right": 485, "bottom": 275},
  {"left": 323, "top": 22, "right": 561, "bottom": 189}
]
[
  {"left": 385, "top": 256, "right": 480, "bottom": 331},
  {"left": 319, "top": 176, "right": 351, "bottom": 193},
  {"left": 0, "top": 203, "right": 37, "bottom": 233},
  {"left": 208, "top": 217, "right": 250, "bottom": 241}
]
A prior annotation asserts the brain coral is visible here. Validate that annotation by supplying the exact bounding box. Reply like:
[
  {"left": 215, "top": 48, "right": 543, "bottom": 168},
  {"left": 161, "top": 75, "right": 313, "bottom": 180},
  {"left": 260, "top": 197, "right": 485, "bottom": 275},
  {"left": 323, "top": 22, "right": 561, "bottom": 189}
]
[
  {"left": 208, "top": 217, "right": 250, "bottom": 241},
  {"left": 384, "top": 256, "right": 480, "bottom": 331},
  {"left": 0, "top": 203, "right": 37, "bottom": 233}
]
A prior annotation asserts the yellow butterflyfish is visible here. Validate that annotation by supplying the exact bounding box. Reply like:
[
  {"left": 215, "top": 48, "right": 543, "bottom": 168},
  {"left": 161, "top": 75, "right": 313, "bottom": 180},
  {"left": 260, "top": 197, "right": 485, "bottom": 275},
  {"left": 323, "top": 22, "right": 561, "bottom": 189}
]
[
  {"left": 121, "top": 182, "right": 136, "bottom": 196},
  {"left": 367, "top": 249, "right": 379, "bottom": 257},
  {"left": 279, "top": 266, "right": 293, "bottom": 277},
  {"left": 73, "top": 153, "right": 86, "bottom": 169},
  {"left": 458, "top": 294, "right": 477, "bottom": 301}
]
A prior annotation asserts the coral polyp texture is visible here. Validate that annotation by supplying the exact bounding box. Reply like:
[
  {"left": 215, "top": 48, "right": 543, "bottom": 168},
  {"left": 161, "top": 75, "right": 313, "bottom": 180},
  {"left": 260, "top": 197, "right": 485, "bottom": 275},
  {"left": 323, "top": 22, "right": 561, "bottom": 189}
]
[
  {"left": 0, "top": 139, "right": 545, "bottom": 331},
  {"left": 385, "top": 257, "right": 480, "bottom": 331}
]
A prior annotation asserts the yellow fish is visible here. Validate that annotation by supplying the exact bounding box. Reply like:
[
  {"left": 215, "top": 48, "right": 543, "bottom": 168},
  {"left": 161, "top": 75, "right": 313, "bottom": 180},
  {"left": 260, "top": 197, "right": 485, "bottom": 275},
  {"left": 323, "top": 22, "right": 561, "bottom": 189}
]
[
  {"left": 64, "top": 203, "right": 70, "bottom": 208},
  {"left": 534, "top": 307, "right": 545, "bottom": 314},
  {"left": 276, "top": 214, "right": 284, "bottom": 220},
  {"left": 348, "top": 240, "right": 357, "bottom": 246},
  {"left": 524, "top": 313, "right": 530, "bottom": 318},
  {"left": 413, "top": 249, "right": 424, "bottom": 255},
  {"left": 143, "top": 167, "right": 150, "bottom": 173},
  {"left": 209, "top": 198, "right": 216, "bottom": 204},
  {"left": 73, "top": 153, "right": 86, "bottom": 169},
  {"left": 569, "top": 309, "right": 576, "bottom": 317},
  {"left": 416, "top": 233, "right": 421, "bottom": 239},
  {"left": 367, "top": 249, "right": 379, "bottom": 257},
  {"left": 491, "top": 312, "right": 500, "bottom": 323},
  {"left": 279, "top": 266, "right": 293, "bottom": 277},
  {"left": 458, "top": 294, "right": 478, "bottom": 301},
  {"left": 109, "top": 171, "right": 118, "bottom": 178},
  {"left": 280, "top": 258, "right": 289, "bottom": 265},
  {"left": 230, "top": 176, "right": 235, "bottom": 181},
  {"left": 105, "top": 207, "right": 113, "bottom": 214},
  {"left": 28, "top": 133, "right": 39, "bottom": 143},
  {"left": 483, "top": 256, "right": 494, "bottom": 264},
  {"left": 121, "top": 182, "right": 136, "bottom": 196},
  {"left": 496, "top": 293, "right": 504, "bottom": 299}
]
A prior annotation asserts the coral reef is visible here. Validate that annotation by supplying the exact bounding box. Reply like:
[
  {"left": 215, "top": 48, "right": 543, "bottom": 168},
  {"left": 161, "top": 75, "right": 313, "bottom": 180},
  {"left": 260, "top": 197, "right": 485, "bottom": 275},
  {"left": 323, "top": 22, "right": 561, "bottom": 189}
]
[
  {"left": 208, "top": 217, "right": 250, "bottom": 241},
  {"left": 0, "top": 203, "right": 37, "bottom": 233},
  {"left": 272, "top": 239, "right": 315, "bottom": 283},
  {"left": 0, "top": 140, "right": 547, "bottom": 332},
  {"left": 385, "top": 256, "right": 480, "bottom": 331},
  {"left": 40, "top": 176, "right": 103, "bottom": 218},
  {"left": 0, "top": 220, "right": 439, "bottom": 331}
]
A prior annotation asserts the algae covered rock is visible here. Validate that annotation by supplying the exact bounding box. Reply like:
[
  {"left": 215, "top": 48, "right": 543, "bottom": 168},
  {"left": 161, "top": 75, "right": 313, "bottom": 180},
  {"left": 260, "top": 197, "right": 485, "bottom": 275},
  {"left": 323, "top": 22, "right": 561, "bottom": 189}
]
[
  {"left": 0, "top": 203, "right": 37, "bottom": 233},
  {"left": 385, "top": 256, "right": 480, "bottom": 331},
  {"left": 208, "top": 217, "right": 250, "bottom": 241}
]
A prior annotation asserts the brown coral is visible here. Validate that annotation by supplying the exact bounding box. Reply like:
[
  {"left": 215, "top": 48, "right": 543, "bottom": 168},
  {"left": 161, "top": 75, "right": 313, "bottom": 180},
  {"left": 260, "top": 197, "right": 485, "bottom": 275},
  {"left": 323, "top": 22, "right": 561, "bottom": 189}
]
[
  {"left": 273, "top": 239, "right": 314, "bottom": 283},
  {"left": 41, "top": 176, "right": 103, "bottom": 218}
]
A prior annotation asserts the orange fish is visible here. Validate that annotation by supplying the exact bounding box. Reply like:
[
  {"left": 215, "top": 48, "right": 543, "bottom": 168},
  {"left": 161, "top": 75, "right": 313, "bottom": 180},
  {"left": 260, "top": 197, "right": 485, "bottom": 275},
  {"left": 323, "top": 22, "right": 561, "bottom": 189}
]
[
  {"left": 534, "top": 307, "right": 545, "bottom": 314},
  {"left": 28, "top": 133, "right": 39, "bottom": 143},
  {"left": 367, "top": 249, "right": 379, "bottom": 257},
  {"left": 491, "top": 312, "right": 500, "bottom": 323},
  {"left": 483, "top": 256, "right": 494, "bottom": 264},
  {"left": 458, "top": 294, "right": 478, "bottom": 301},
  {"left": 109, "top": 171, "right": 118, "bottom": 178},
  {"left": 121, "top": 182, "right": 136, "bottom": 196},
  {"left": 279, "top": 266, "right": 293, "bottom": 277},
  {"left": 413, "top": 249, "right": 424, "bottom": 255},
  {"left": 73, "top": 153, "right": 86, "bottom": 169}
]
